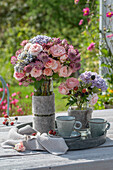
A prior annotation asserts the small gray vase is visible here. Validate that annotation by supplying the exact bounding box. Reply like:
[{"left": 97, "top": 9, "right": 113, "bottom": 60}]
[
  {"left": 32, "top": 93, "right": 55, "bottom": 133},
  {"left": 68, "top": 107, "right": 93, "bottom": 129}
]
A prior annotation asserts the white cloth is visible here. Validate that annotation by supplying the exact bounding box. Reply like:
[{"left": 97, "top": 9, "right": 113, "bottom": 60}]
[{"left": 1, "top": 125, "right": 68, "bottom": 155}]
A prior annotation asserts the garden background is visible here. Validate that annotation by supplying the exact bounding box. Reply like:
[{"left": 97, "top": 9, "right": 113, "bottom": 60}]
[{"left": 0, "top": 0, "right": 112, "bottom": 116}]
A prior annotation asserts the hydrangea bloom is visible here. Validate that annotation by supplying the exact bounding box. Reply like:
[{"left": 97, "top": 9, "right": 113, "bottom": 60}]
[
  {"left": 29, "top": 35, "right": 51, "bottom": 44},
  {"left": 79, "top": 71, "right": 107, "bottom": 91}
]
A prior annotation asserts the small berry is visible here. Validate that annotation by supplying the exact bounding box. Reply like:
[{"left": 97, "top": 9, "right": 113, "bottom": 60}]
[
  {"left": 5, "top": 122, "right": 9, "bottom": 126},
  {"left": 82, "top": 89, "right": 86, "bottom": 93},
  {"left": 4, "top": 119, "right": 8, "bottom": 122},
  {"left": 53, "top": 131, "right": 56, "bottom": 135},
  {"left": 4, "top": 114, "right": 8, "bottom": 118},
  {"left": 10, "top": 122, "right": 14, "bottom": 126},
  {"left": 74, "top": 87, "right": 78, "bottom": 91},
  {"left": 49, "top": 130, "right": 53, "bottom": 134},
  {"left": 32, "top": 133, "right": 36, "bottom": 136},
  {"left": 74, "top": 93, "right": 78, "bottom": 97},
  {"left": 91, "top": 75, "right": 95, "bottom": 80},
  {"left": 3, "top": 121, "right": 5, "bottom": 125},
  {"left": 15, "top": 117, "right": 18, "bottom": 121},
  {"left": 85, "top": 92, "right": 88, "bottom": 95}
]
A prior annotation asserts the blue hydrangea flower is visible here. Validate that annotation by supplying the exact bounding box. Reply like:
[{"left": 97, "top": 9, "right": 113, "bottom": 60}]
[{"left": 29, "top": 35, "right": 51, "bottom": 45}]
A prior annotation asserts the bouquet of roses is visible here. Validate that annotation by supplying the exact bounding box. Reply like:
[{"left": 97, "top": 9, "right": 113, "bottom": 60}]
[
  {"left": 11, "top": 35, "right": 81, "bottom": 95},
  {"left": 58, "top": 71, "right": 107, "bottom": 109}
]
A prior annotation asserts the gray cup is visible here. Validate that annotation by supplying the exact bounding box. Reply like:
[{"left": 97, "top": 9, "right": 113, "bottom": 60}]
[
  {"left": 56, "top": 116, "right": 82, "bottom": 137},
  {"left": 88, "top": 118, "right": 110, "bottom": 137}
]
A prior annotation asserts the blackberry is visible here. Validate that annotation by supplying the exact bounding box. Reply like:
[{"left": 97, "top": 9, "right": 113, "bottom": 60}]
[
  {"left": 5, "top": 121, "right": 9, "bottom": 126},
  {"left": 91, "top": 75, "right": 95, "bottom": 80}
]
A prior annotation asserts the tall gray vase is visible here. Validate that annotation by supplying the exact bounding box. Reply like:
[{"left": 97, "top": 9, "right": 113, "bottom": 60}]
[
  {"left": 32, "top": 93, "right": 55, "bottom": 133},
  {"left": 68, "top": 107, "right": 93, "bottom": 129}
]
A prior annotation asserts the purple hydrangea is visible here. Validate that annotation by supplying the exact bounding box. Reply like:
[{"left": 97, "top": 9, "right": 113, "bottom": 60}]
[
  {"left": 79, "top": 71, "right": 107, "bottom": 91},
  {"left": 29, "top": 35, "right": 51, "bottom": 44}
]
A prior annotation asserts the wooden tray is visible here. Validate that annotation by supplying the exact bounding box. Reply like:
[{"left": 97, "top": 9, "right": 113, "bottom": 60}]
[{"left": 16, "top": 122, "right": 106, "bottom": 151}]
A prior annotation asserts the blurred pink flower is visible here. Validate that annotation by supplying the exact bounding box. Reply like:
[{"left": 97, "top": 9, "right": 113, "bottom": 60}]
[
  {"left": 17, "top": 108, "right": 22, "bottom": 112},
  {"left": 2, "top": 106, "right": 6, "bottom": 110},
  {"left": 11, "top": 56, "right": 17, "bottom": 65},
  {"left": 50, "top": 44, "right": 66, "bottom": 57},
  {"left": 15, "top": 49, "right": 22, "bottom": 56},
  {"left": 20, "top": 40, "right": 29, "bottom": 46},
  {"left": 11, "top": 99, "right": 19, "bottom": 105},
  {"left": 83, "top": 7, "right": 90, "bottom": 16},
  {"left": 58, "top": 83, "right": 69, "bottom": 95},
  {"left": 30, "top": 67, "right": 42, "bottom": 78},
  {"left": 74, "top": 0, "right": 79, "bottom": 4},
  {"left": 12, "top": 93, "right": 16, "bottom": 97},
  {"left": 0, "top": 88, "right": 3, "bottom": 92},
  {"left": 17, "top": 105, "right": 19, "bottom": 108},
  {"left": 66, "top": 77, "right": 79, "bottom": 89},
  {"left": 30, "top": 92, "right": 34, "bottom": 96},
  {"left": 106, "top": 34, "right": 113, "bottom": 38},
  {"left": 89, "top": 94, "right": 98, "bottom": 105},
  {"left": 87, "top": 43, "right": 95, "bottom": 51},
  {"left": 25, "top": 95, "right": 29, "bottom": 98},
  {"left": 2, "top": 111, "right": 6, "bottom": 115},
  {"left": 106, "top": 11, "right": 113, "bottom": 18},
  {"left": 5, "top": 89, "right": 7, "bottom": 94},
  {"left": 19, "top": 82, "right": 22, "bottom": 86},
  {"left": 79, "top": 19, "right": 83, "bottom": 25}
]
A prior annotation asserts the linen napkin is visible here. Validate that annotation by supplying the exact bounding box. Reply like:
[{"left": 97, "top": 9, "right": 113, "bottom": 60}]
[{"left": 1, "top": 125, "right": 68, "bottom": 155}]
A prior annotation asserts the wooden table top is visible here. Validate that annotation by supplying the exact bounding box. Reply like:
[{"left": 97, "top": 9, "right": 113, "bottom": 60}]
[{"left": 0, "top": 109, "right": 113, "bottom": 170}]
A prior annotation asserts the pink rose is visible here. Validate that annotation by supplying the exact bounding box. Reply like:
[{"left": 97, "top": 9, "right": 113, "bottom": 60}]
[
  {"left": 67, "top": 67, "right": 73, "bottom": 77},
  {"left": 58, "top": 83, "right": 69, "bottom": 95},
  {"left": 43, "top": 68, "right": 53, "bottom": 76},
  {"left": 11, "top": 56, "right": 17, "bottom": 65},
  {"left": 15, "top": 49, "right": 22, "bottom": 56},
  {"left": 24, "top": 43, "right": 32, "bottom": 51},
  {"left": 29, "top": 43, "right": 43, "bottom": 56},
  {"left": 66, "top": 77, "right": 79, "bottom": 89},
  {"left": 53, "top": 61, "right": 62, "bottom": 73},
  {"left": 50, "top": 44, "right": 66, "bottom": 57},
  {"left": 59, "top": 66, "right": 68, "bottom": 77},
  {"left": 45, "top": 58, "right": 57, "bottom": 69},
  {"left": 59, "top": 66, "right": 72, "bottom": 77},
  {"left": 14, "top": 142, "right": 26, "bottom": 152},
  {"left": 60, "top": 54, "right": 68, "bottom": 63},
  {"left": 20, "top": 40, "right": 29, "bottom": 46},
  {"left": 89, "top": 94, "right": 98, "bottom": 105},
  {"left": 14, "top": 71, "right": 25, "bottom": 81},
  {"left": 30, "top": 67, "right": 42, "bottom": 78}
]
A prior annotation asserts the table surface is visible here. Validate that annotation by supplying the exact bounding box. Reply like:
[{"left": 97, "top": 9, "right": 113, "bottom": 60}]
[{"left": 0, "top": 109, "right": 113, "bottom": 170}]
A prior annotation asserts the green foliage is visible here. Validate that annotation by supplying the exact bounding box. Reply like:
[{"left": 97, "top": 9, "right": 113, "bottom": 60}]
[{"left": 0, "top": 0, "right": 97, "bottom": 84}]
